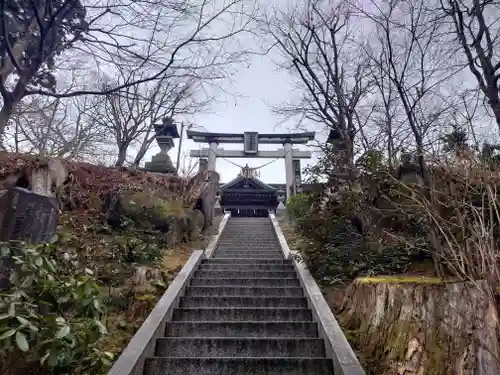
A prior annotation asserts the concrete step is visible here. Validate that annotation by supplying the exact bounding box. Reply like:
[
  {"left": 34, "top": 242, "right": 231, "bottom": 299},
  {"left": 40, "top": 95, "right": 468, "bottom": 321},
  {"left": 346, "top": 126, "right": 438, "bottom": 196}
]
[
  {"left": 217, "top": 240, "right": 278, "bottom": 244},
  {"left": 218, "top": 238, "right": 277, "bottom": 242},
  {"left": 215, "top": 250, "right": 282, "bottom": 253},
  {"left": 215, "top": 248, "right": 282, "bottom": 253},
  {"left": 172, "top": 308, "right": 312, "bottom": 321},
  {"left": 135, "top": 217, "right": 335, "bottom": 375},
  {"left": 194, "top": 270, "right": 297, "bottom": 278},
  {"left": 154, "top": 337, "right": 326, "bottom": 357},
  {"left": 144, "top": 357, "right": 333, "bottom": 375},
  {"left": 202, "top": 259, "right": 291, "bottom": 264},
  {"left": 220, "top": 232, "right": 276, "bottom": 235},
  {"left": 190, "top": 278, "right": 299, "bottom": 287},
  {"left": 213, "top": 254, "right": 284, "bottom": 260},
  {"left": 219, "top": 238, "right": 277, "bottom": 241},
  {"left": 218, "top": 244, "right": 279, "bottom": 247},
  {"left": 214, "top": 248, "right": 283, "bottom": 253},
  {"left": 185, "top": 286, "right": 303, "bottom": 297},
  {"left": 179, "top": 296, "right": 309, "bottom": 308},
  {"left": 165, "top": 321, "right": 318, "bottom": 338},
  {"left": 215, "top": 248, "right": 283, "bottom": 253},
  {"left": 199, "top": 264, "right": 293, "bottom": 271}
]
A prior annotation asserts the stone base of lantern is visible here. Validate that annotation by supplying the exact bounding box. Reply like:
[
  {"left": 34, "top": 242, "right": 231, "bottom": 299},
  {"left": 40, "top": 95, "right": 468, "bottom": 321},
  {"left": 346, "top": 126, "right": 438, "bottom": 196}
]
[
  {"left": 214, "top": 201, "right": 223, "bottom": 216},
  {"left": 276, "top": 201, "right": 286, "bottom": 218},
  {"left": 144, "top": 153, "right": 176, "bottom": 174}
]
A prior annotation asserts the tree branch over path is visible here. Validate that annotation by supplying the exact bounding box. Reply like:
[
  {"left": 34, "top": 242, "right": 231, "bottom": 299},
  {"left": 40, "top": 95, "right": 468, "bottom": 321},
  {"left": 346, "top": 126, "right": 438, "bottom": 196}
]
[{"left": 0, "top": 0, "right": 258, "bottom": 143}]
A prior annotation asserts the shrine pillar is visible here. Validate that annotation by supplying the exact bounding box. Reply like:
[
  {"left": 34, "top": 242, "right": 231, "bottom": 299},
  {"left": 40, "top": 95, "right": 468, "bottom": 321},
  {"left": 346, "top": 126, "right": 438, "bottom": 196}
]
[
  {"left": 207, "top": 140, "right": 218, "bottom": 171},
  {"left": 284, "top": 141, "right": 294, "bottom": 199}
]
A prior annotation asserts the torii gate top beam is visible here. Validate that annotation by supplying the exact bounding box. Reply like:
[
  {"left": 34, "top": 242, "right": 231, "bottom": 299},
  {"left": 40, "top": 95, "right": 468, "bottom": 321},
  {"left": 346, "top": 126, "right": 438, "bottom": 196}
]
[{"left": 186, "top": 130, "right": 315, "bottom": 145}]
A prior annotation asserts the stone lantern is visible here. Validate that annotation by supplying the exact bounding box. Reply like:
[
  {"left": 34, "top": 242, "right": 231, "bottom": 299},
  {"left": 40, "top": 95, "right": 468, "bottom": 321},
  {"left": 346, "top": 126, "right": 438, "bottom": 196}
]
[
  {"left": 327, "top": 128, "right": 350, "bottom": 178},
  {"left": 276, "top": 189, "right": 286, "bottom": 217},
  {"left": 145, "top": 117, "right": 180, "bottom": 174}
]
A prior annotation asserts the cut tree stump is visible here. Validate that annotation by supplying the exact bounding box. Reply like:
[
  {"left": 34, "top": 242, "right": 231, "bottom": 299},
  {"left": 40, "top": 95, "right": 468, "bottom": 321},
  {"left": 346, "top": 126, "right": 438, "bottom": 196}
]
[{"left": 339, "top": 277, "right": 500, "bottom": 375}]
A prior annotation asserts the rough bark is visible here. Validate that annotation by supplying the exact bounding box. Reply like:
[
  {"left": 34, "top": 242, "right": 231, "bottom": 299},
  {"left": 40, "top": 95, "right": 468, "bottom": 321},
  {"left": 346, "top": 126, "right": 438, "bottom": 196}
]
[
  {"left": 339, "top": 279, "right": 500, "bottom": 375},
  {"left": 0, "top": 100, "right": 14, "bottom": 146}
]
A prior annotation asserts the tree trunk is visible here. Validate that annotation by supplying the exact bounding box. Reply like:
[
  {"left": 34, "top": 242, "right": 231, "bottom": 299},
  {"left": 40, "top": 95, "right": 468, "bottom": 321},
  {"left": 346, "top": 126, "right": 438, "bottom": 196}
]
[
  {"left": 0, "top": 100, "right": 14, "bottom": 148},
  {"left": 115, "top": 145, "right": 128, "bottom": 167},
  {"left": 338, "top": 279, "right": 500, "bottom": 375},
  {"left": 132, "top": 141, "right": 151, "bottom": 168},
  {"left": 489, "top": 96, "right": 500, "bottom": 134}
]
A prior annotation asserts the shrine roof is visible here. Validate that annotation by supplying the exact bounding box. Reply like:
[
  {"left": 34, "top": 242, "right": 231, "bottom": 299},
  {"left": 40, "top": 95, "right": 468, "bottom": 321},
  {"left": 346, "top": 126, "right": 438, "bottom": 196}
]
[{"left": 220, "top": 175, "right": 277, "bottom": 191}]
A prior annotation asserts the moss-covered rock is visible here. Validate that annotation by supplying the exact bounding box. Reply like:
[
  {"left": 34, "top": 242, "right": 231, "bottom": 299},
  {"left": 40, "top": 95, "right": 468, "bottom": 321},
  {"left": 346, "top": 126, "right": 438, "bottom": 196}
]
[
  {"left": 105, "top": 191, "right": 193, "bottom": 247},
  {"left": 112, "top": 191, "right": 182, "bottom": 227}
]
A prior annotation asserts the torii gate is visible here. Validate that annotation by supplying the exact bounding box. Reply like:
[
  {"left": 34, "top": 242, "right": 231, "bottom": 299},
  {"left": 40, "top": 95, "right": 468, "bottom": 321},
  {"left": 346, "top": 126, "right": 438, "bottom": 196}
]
[{"left": 187, "top": 130, "right": 315, "bottom": 199}]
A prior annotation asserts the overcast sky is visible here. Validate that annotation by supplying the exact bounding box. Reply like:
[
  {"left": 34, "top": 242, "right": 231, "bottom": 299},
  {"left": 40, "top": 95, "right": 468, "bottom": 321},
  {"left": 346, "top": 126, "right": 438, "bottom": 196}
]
[{"left": 144, "top": 52, "right": 321, "bottom": 184}]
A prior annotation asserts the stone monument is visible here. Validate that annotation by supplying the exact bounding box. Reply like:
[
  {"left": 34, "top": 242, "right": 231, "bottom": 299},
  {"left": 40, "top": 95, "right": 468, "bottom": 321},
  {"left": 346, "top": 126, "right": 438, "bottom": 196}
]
[{"left": 144, "top": 117, "right": 179, "bottom": 174}]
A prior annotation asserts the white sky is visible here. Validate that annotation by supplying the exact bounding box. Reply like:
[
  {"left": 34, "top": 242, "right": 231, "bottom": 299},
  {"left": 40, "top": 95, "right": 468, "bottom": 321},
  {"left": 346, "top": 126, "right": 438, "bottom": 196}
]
[{"left": 144, "top": 52, "right": 321, "bottom": 184}]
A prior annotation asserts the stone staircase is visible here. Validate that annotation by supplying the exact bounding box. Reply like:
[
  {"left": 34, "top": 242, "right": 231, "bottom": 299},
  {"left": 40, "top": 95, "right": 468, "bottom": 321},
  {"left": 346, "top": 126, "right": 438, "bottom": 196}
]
[{"left": 143, "top": 217, "right": 334, "bottom": 375}]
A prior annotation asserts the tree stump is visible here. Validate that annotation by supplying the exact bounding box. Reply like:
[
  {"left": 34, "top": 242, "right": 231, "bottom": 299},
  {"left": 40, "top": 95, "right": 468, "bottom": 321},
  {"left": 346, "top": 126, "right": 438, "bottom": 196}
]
[{"left": 339, "top": 278, "right": 500, "bottom": 375}]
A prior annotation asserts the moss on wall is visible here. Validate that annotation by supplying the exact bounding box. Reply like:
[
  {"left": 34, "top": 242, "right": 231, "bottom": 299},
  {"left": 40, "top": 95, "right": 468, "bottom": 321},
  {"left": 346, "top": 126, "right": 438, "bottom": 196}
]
[{"left": 356, "top": 275, "right": 452, "bottom": 285}]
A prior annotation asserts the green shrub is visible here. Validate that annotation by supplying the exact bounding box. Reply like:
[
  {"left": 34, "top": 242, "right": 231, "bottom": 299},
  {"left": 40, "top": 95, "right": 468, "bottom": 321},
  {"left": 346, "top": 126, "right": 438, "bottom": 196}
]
[
  {"left": 298, "top": 216, "right": 411, "bottom": 284},
  {"left": 286, "top": 193, "right": 313, "bottom": 220},
  {"left": 0, "top": 242, "right": 112, "bottom": 374}
]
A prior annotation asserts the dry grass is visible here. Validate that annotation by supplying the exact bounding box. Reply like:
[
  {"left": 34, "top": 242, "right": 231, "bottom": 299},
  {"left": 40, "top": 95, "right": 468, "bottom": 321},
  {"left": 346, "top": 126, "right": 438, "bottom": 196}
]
[{"left": 162, "top": 215, "right": 222, "bottom": 277}]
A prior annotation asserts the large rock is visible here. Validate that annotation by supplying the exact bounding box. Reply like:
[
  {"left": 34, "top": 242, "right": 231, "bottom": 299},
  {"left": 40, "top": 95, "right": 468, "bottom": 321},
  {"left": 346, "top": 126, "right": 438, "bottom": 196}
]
[
  {"left": 339, "top": 278, "right": 500, "bottom": 375},
  {"left": 108, "top": 191, "right": 190, "bottom": 246}
]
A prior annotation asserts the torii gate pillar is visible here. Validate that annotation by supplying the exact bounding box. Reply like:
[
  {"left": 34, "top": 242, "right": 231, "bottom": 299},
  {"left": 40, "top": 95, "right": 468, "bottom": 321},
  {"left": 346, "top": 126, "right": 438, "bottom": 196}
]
[
  {"left": 207, "top": 140, "right": 218, "bottom": 171},
  {"left": 283, "top": 141, "right": 294, "bottom": 198}
]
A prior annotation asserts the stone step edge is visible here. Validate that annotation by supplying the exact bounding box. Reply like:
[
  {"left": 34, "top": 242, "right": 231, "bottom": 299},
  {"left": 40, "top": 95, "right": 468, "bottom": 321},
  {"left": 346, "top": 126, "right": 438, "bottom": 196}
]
[
  {"left": 187, "top": 286, "right": 302, "bottom": 289},
  {"left": 147, "top": 356, "right": 331, "bottom": 362},
  {"left": 155, "top": 337, "right": 322, "bottom": 340},
  {"left": 191, "top": 278, "right": 298, "bottom": 280},
  {"left": 174, "top": 307, "right": 310, "bottom": 311},
  {"left": 167, "top": 321, "right": 317, "bottom": 324},
  {"left": 180, "top": 296, "right": 307, "bottom": 299}
]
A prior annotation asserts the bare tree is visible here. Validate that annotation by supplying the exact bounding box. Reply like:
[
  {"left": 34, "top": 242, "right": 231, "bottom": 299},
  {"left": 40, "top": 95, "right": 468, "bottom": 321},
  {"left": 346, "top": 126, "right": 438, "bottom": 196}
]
[
  {"left": 359, "top": 0, "right": 458, "bottom": 179},
  {"left": 92, "top": 69, "right": 208, "bottom": 167},
  {"left": 5, "top": 94, "right": 109, "bottom": 159},
  {"left": 369, "top": 48, "right": 406, "bottom": 168},
  {"left": 0, "top": 0, "right": 257, "bottom": 143},
  {"left": 265, "top": 1, "right": 373, "bottom": 167},
  {"left": 440, "top": 0, "right": 500, "bottom": 133}
]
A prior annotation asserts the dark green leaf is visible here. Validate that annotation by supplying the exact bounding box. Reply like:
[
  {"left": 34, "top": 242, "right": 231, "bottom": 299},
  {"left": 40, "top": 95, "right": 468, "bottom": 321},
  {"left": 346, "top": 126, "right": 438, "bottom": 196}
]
[
  {"left": 15, "top": 331, "right": 29, "bottom": 352},
  {"left": 0, "top": 329, "right": 16, "bottom": 341},
  {"left": 16, "top": 316, "right": 29, "bottom": 326},
  {"left": 56, "top": 325, "right": 70, "bottom": 339},
  {"left": 1, "top": 246, "right": 10, "bottom": 257}
]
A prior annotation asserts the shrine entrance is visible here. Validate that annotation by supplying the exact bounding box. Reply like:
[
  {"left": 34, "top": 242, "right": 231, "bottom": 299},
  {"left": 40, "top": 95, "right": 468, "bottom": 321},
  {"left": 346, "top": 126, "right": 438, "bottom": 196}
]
[
  {"left": 187, "top": 130, "right": 315, "bottom": 217},
  {"left": 219, "top": 164, "right": 279, "bottom": 217}
]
